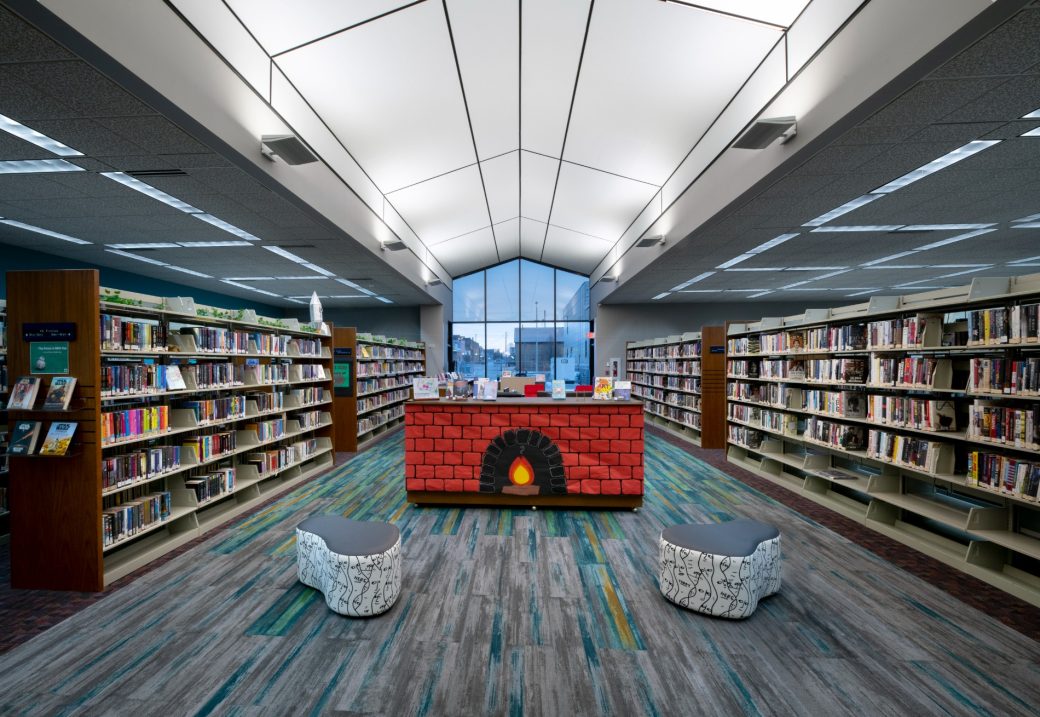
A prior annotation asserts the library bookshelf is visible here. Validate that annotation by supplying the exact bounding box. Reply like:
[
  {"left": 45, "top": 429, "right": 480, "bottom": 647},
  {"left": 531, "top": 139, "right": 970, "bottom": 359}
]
[
  {"left": 355, "top": 333, "right": 425, "bottom": 447},
  {"left": 625, "top": 326, "right": 726, "bottom": 449},
  {"left": 725, "top": 273, "right": 1040, "bottom": 606},
  {"left": 6, "top": 270, "right": 334, "bottom": 591},
  {"left": 0, "top": 299, "right": 8, "bottom": 539}
]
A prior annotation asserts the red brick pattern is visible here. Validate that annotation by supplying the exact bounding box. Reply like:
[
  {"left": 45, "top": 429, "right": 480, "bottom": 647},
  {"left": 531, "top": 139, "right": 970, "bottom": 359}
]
[{"left": 405, "top": 403, "right": 644, "bottom": 495}]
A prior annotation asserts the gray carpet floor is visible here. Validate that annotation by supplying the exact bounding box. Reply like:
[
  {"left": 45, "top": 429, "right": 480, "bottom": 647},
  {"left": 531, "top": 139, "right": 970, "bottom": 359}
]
[{"left": 0, "top": 431, "right": 1036, "bottom": 716}]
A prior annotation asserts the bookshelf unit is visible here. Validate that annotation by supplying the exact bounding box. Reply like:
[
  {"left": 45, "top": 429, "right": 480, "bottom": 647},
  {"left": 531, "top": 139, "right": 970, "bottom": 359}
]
[
  {"left": 6, "top": 270, "right": 334, "bottom": 590},
  {"left": 725, "top": 273, "right": 1040, "bottom": 606},
  {"left": 0, "top": 299, "right": 8, "bottom": 539},
  {"left": 355, "top": 333, "right": 425, "bottom": 447},
  {"left": 625, "top": 326, "right": 726, "bottom": 448}
]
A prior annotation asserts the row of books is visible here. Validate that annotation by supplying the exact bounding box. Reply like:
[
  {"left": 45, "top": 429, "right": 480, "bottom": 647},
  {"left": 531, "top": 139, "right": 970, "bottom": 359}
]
[
  {"left": 967, "top": 304, "right": 1040, "bottom": 345},
  {"left": 295, "top": 410, "right": 324, "bottom": 429},
  {"left": 101, "top": 314, "right": 167, "bottom": 352},
  {"left": 357, "top": 377, "right": 411, "bottom": 396},
  {"left": 182, "top": 431, "right": 236, "bottom": 461},
  {"left": 869, "top": 356, "right": 944, "bottom": 388},
  {"left": 103, "top": 446, "right": 182, "bottom": 490},
  {"left": 634, "top": 375, "right": 700, "bottom": 393},
  {"left": 101, "top": 363, "right": 186, "bottom": 396},
  {"left": 358, "top": 390, "right": 410, "bottom": 415},
  {"left": 968, "top": 451, "right": 1040, "bottom": 499},
  {"left": 292, "top": 337, "right": 324, "bottom": 357},
  {"left": 357, "top": 344, "right": 424, "bottom": 360},
  {"left": 185, "top": 467, "right": 235, "bottom": 504},
  {"left": 102, "top": 490, "right": 172, "bottom": 547},
  {"left": 356, "top": 362, "right": 424, "bottom": 377},
  {"left": 805, "top": 323, "right": 867, "bottom": 352},
  {"left": 194, "top": 362, "right": 239, "bottom": 389},
  {"left": 728, "top": 424, "right": 765, "bottom": 450},
  {"left": 627, "top": 360, "right": 700, "bottom": 375},
  {"left": 966, "top": 401, "right": 1039, "bottom": 449},
  {"left": 729, "top": 404, "right": 798, "bottom": 436},
  {"left": 627, "top": 343, "right": 699, "bottom": 360},
  {"left": 727, "top": 336, "right": 761, "bottom": 355},
  {"left": 865, "top": 314, "right": 941, "bottom": 349},
  {"left": 358, "top": 404, "right": 405, "bottom": 435},
  {"left": 7, "top": 420, "right": 77, "bottom": 456},
  {"left": 182, "top": 396, "right": 246, "bottom": 424},
  {"left": 866, "top": 429, "right": 948, "bottom": 474},
  {"left": 805, "top": 417, "right": 865, "bottom": 450},
  {"left": 645, "top": 401, "right": 700, "bottom": 428},
  {"left": 101, "top": 406, "right": 169, "bottom": 445},
  {"left": 294, "top": 364, "right": 326, "bottom": 381},
  {"left": 248, "top": 417, "right": 285, "bottom": 442},
  {"left": 968, "top": 357, "right": 1040, "bottom": 395},
  {"left": 242, "top": 446, "right": 296, "bottom": 476},
  {"left": 7, "top": 376, "right": 76, "bottom": 410},
  {"left": 177, "top": 326, "right": 254, "bottom": 354},
  {"left": 865, "top": 396, "right": 956, "bottom": 432}
]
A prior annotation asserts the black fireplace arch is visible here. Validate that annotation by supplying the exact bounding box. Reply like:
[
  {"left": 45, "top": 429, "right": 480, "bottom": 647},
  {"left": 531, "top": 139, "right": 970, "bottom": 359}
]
[{"left": 479, "top": 429, "right": 567, "bottom": 495}]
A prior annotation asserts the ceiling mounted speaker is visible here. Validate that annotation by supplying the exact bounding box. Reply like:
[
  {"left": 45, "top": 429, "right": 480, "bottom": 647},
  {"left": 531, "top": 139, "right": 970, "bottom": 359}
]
[
  {"left": 381, "top": 238, "right": 407, "bottom": 251},
  {"left": 635, "top": 235, "right": 666, "bottom": 248},
  {"left": 732, "top": 116, "right": 797, "bottom": 149},
  {"left": 261, "top": 134, "right": 318, "bottom": 165}
]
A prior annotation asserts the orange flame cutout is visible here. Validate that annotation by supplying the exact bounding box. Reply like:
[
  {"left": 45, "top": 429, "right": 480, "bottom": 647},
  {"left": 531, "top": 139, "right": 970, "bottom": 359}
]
[{"left": 508, "top": 455, "right": 534, "bottom": 486}]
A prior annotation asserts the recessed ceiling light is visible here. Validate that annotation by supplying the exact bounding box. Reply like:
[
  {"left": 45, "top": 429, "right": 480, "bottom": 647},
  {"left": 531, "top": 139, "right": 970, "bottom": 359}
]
[
  {"left": 221, "top": 279, "right": 281, "bottom": 298},
  {"left": 803, "top": 195, "right": 881, "bottom": 227},
  {"left": 715, "top": 233, "right": 800, "bottom": 269},
  {"left": 846, "top": 289, "right": 879, "bottom": 296},
  {"left": 651, "top": 292, "right": 670, "bottom": 300},
  {"left": 106, "top": 249, "right": 168, "bottom": 266},
  {"left": 164, "top": 265, "right": 212, "bottom": 279},
  {"left": 1024, "top": 108, "right": 1040, "bottom": 119},
  {"left": 335, "top": 278, "right": 375, "bottom": 296},
  {"left": 1011, "top": 222, "right": 1040, "bottom": 229},
  {"left": 1009, "top": 255, "right": 1040, "bottom": 264},
  {"left": 327, "top": 295, "right": 369, "bottom": 299},
  {"left": 861, "top": 251, "right": 919, "bottom": 266},
  {"left": 177, "top": 241, "right": 253, "bottom": 247},
  {"left": 897, "top": 224, "right": 996, "bottom": 232},
  {"left": 778, "top": 279, "right": 813, "bottom": 289},
  {"left": 929, "top": 264, "right": 989, "bottom": 268},
  {"left": 717, "top": 254, "right": 755, "bottom": 269},
  {"left": 1021, "top": 127, "right": 1040, "bottom": 137},
  {"left": 863, "top": 264, "right": 928, "bottom": 269},
  {"left": 810, "top": 225, "right": 904, "bottom": 232},
  {"left": 376, "top": 296, "right": 393, "bottom": 304},
  {"left": 915, "top": 227, "right": 998, "bottom": 250},
  {"left": 1010, "top": 263, "right": 1040, "bottom": 267},
  {"left": 0, "top": 219, "right": 91, "bottom": 244},
  {"left": 870, "top": 140, "right": 1000, "bottom": 194},
  {"left": 748, "top": 290, "right": 773, "bottom": 298},
  {"left": 0, "top": 159, "right": 84, "bottom": 174},
  {"left": 109, "top": 242, "right": 181, "bottom": 249},
  {"left": 263, "top": 245, "right": 335, "bottom": 277},
  {"left": 224, "top": 276, "right": 276, "bottom": 281},
  {"left": 937, "top": 266, "right": 993, "bottom": 278},
  {"left": 785, "top": 266, "right": 848, "bottom": 271},
  {"left": 0, "top": 113, "right": 83, "bottom": 156},
  {"left": 1013, "top": 212, "right": 1040, "bottom": 223},
  {"left": 725, "top": 267, "right": 782, "bottom": 272},
  {"left": 101, "top": 172, "right": 201, "bottom": 213},
  {"left": 670, "top": 271, "right": 715, "bottom": 291},
  {"left": 193, "top": 213, "right": 261, "bottom": 241}
]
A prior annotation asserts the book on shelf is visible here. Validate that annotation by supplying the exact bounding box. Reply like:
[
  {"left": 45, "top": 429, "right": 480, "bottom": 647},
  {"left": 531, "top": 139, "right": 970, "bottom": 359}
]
[
  {"left": 39, "top": 422, "right": 77, "bottom": 456},
  {"left": 7, "top": 376, "right": 40, "bottom": 410},
  {"left": 613, "top": 381, "right": 632, "bottom": 400},
  {"left": 42, "top": 376, "right": 77, "bottom": 410},
  {"left": 551, "top": 379, "right": 566, "bottom": 400},
  {"left": 165, "top": 364, "right": 187, "bottom": 391},
  {"left": 8, "top": 420, "right": 42, "bottom": 455},
  {"left": 593, "top": 377, "right": 613, "bottom": 400}
]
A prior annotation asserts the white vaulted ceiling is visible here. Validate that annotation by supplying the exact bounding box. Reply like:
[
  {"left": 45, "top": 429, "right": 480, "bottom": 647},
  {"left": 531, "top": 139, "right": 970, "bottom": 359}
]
[{"left": 169, "top": 0, "right": 853, "bottom": 276}]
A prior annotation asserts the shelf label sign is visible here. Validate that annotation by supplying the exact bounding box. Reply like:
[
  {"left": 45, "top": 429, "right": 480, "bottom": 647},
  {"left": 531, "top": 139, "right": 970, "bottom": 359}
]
[
  {"left": 710, "top": 345, "right": 725, "bottom": 353},
  {"left": 22, "top": 322, "right": 76, "bottom": 342},
  {"left": 30, "top": 341, "right": 70, "bottom": 374}
]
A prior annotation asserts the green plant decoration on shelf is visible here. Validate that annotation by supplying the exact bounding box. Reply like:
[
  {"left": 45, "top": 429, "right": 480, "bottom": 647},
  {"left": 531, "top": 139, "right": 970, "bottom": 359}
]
[{"left": 101, "top": 289, "right": 143, "bottom": 307}]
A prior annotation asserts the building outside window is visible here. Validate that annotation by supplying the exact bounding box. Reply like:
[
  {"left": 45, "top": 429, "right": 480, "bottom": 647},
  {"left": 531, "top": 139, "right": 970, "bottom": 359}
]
[{"left": 451, "top": 259, "right": 591, "bottom": 386}]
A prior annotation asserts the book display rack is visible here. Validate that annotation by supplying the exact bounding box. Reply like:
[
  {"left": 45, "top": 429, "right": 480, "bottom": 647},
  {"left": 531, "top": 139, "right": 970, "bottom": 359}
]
[
  {"left": 355, "top": 333, "right": 425, "bottom": 447},
  {"left": 725, "top": 273, "right": 1040, "bottom": 606},
  {"left": 6, "top": 270, "right": 334, "bottom": 590},
  {"left": 625, "top": 326, "right": 726, "bottom": 449}
]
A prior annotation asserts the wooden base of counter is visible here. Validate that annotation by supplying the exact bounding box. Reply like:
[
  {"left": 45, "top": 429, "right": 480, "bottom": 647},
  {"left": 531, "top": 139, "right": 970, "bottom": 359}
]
[{"left": 407, "top": 490, "right": 642, "bottom": 509}]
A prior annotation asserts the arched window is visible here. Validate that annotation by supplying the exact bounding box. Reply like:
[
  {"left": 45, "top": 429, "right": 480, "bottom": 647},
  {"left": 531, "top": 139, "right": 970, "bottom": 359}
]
[{"left": 451, "top": 259, "right": 591, "bottom": 385}]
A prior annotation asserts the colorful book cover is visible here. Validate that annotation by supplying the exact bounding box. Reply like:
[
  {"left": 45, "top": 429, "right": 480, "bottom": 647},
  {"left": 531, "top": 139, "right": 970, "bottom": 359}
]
[
  {"left": 7, "top": 376, "right": 40, "bottom": 410},
  {"left": 452, "top": 379, "right": 470, "bottom": 399},
  {"left": 8, "top": 420, "right": 42, "bottom": 455},
  {"left": 613, "top": 380, "right": 632, "bottom": 400},
  {"left": 42, "top": 376, "right": 77, "bottom": 410},
  {"left": 551, "top": 379, "right": 567, "bottom": 400},
  {"left": 412, "top": 377, "right": 439, "bottom": 399},
  {"left": 593, "top": 377, "right": 613, "bottom": 400},
  {"left": 39, "top": 422, "right": 77, "bottom": 456}
]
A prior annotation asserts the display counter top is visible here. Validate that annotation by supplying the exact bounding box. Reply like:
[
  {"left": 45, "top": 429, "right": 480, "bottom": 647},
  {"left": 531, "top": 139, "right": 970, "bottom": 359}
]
[{"left": 409, "top": 397, "right": 641, "bottom": 406}]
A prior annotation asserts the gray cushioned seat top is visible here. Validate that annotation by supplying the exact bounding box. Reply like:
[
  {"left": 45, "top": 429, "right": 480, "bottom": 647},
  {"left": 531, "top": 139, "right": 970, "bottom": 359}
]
[
  {"left": 297, "top": 515, "right": 400, "bottom": 556},
  {"left": 661, "top": 518, "right": 779, "bottom": 557}
]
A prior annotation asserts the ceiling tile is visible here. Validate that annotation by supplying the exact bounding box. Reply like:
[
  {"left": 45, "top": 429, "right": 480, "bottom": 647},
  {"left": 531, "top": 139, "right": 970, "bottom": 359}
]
[
  {"left": 275, "top": 1, "right": 475, "bottom": 192},
  {"left": 519, "top": 150, "right": 558, "bottom": 223},
  {"left": 429, "top": 226, "right": 499, "bottom": 276},
  {"left": 930, "top": 9, "right": 1040, "bottom": 79},
  {"left": 481, "top": 151, "right": 519, "bottom": 225},
  {"left": 171, "top": 0, "right": 271, "bottom": 98},
  {"left": 520, "top": 0, "right": 591, "bottom": 157},
  {"left": 549, "top": 163, "right": 657, "bottom": 243},
  {"left": 541, "top": 224, "right": 612, "bottom": 274},
  {"left": 388, "top": 164, "right": 489, "bottom": 246},
  {"left": 0, "top": 6, "right": 76, "bottom": 63},
  {"left": 565, "top": 0, "right": 781, "bottom": 184},
  {"left": 446, "top": 0, "right": 519, "bottom": 160}
]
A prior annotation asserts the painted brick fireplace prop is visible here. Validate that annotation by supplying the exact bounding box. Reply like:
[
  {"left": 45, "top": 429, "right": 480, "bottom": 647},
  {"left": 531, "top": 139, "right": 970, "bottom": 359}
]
[{"left": 405, "top": 398, "right": 644, "bottom": 508}]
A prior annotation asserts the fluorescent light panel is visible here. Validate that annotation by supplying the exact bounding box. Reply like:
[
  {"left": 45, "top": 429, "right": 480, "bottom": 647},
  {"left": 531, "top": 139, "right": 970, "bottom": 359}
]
[
  {"left": 106, "top": 249, "right": 167, "bottom": 266},
  {"left": 221, "top": 279, "right": 281, "bottom": 298},
  {"left": 1023, "top": 127, "right": 1040, "bottom": 137},
  {"left": 870, "top": 140, "right": 1000, "bottom": 194},
  {"left": 652, "top": 292, "right": 670, "bottom": 300},
  {"left": 1009, "top": 255, "right": 1040, "bottom": 265},
  {"left": 0, "top": 219, "right": 91, "bottom": 244},
  {"left": 1024, "top": 108, "right": 1040, "bottom": 119},
  {"left": 810, "top": 225, "right": 904, "bottom": 232},
  {"left": 914, "top": 227, "right": 998, "bottom": 250},
  {"left": 748, "top": 291, "right": 773, "bottom": 298},
  {"left": 937, "top": 266, "right": 993, "bottom": 278},
  {"left": 715, "top": 233, "right": 799, "bottom": 269},
  {"left": 898, "top": 224, "right": 995, "bottom": 231},
  {"left": 861, "top": 251, "right": 919, "bottom": 266},
  {"left": 1013, "top": 213, "right": 1040, "bottom": 223},
  {"left": 108, "top": 242, "right": 181, "bottom": 249},
  {"left": 0, "top": 159, "right": 84, "bottom": 174},
  {"left": 164, "top": 264, "right": 212, "bottom": 278},
  {"left": 803, "top": 195, "right": 880, "bottom": 227},
  {"left": 863, "top": 264, "right": 929, "bottom": 269},
  {"left": 376, "top": 296, "right": 393, "bottom": 304},
  {"left": 1012, "top": 222, "right": 1040, "bottom": 229},
  {"left": 334, "top": 278, "right": 375, "bottom": 296},
  {"left": 192, "top": 213, "right": 261, "bottom": 241},
  {"left": 0, "top": 113, "right": 82, "bottom": 156},
  {"left": 671, "top": 271, "right": 715, "bottom": 292},
  {"left": 101, "top": 172, "right": 201, "bottom": 213},
  {"left": 177, "top": 241, "right": 253, "bottom": 247}
]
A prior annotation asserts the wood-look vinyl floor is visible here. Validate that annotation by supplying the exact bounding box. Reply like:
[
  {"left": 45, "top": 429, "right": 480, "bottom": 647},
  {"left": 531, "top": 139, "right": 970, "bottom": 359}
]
[{"left": 0, "top": 431, "right": 1036, "bottom": 716}]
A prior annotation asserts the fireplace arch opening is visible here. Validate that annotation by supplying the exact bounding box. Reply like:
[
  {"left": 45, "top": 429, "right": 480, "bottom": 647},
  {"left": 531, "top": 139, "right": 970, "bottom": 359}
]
[{"left": 479, "top": 429, "right": 567, "bottom": 495}]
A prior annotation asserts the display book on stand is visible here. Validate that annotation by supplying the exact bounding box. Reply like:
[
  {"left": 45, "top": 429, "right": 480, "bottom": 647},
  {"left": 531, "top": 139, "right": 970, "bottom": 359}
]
[
  {"left": 6, "top": 270, "right": 334, "bottom": 591},
  {"left": 625, "top": 326, "right": 727, "bottom": 448},
  {"left": 355, "top": 332, "right": 425, "bottom": 445},
  {"left": 725, "top": 272, "right": 1040, "bottom": 607}
]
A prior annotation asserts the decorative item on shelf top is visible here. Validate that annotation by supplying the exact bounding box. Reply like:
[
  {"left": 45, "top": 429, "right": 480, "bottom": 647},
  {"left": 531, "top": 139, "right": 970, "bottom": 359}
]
[{"left": 725, "top": 271, "right": 1040, "bottom": 607}]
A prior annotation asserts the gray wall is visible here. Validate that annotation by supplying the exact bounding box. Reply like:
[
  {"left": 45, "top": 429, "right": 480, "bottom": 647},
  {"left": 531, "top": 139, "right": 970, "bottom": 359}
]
[
  {"left": 420, "top": 304, "right": 446, "bottom": 376},
  {"left": 289, "top": 305, "right": 422, "bottom": 340},
  {"left": 595, "top": 300, "right": 835, "bottom": 377}
]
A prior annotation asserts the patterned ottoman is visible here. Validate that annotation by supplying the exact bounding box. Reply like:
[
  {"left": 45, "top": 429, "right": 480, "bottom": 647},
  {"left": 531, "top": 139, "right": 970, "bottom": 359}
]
[
  {"left": 658, "top": 518, "right": 781, "bottom": 619},
  {"left": 296, "top": 515, "right": 402, "bottom": 617}
]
